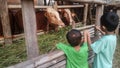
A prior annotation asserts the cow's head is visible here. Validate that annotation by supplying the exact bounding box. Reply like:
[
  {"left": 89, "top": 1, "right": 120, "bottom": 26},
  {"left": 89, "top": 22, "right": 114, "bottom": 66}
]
[
  {"left": 45, "top": 7, "right": 65, "bottom": 28},
  {"left": 59, "top": 9, "right": 75, "bottom": 26}
]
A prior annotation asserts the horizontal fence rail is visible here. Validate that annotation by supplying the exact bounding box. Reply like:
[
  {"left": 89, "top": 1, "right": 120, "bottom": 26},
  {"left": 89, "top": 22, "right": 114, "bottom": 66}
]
[
  {"left": 55, "top": 0, "right": 106, "bottom": 4},
  {"left": 0, "top": 25, "right": 95, "bottom": 43},
  {"left": 8, "top": 5, "right": 84, "bottom": 9}
]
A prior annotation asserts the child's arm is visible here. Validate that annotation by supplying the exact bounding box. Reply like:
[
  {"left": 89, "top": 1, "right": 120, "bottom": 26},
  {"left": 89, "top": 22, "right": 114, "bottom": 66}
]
[
  {"left": 86, "top": 31, "right": 92, "bottom": 46},
  {"left": 83, "top": 30, "right": 91, "bottom": 46},
  {"left": 95, "top": 26, "right": 105, "bottom": 35},
  {"left": 83, "top": 30, "right": 87, "bottom": 43}
]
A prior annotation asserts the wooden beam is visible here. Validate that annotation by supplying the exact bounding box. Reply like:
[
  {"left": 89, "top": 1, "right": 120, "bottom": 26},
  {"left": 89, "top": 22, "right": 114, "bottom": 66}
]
[
  {"left": 53, "top": 1, "right": 58, "bottom": 10},
  {"left": 0, "top": 0, "right": 12, "bottom": 44},
  {"left": 55, "top": 0, "right": 106, "bottom": 4},
  {"left": 21, "top": 0, "right": 39, "bottom": 59},
  {"left": 44, "top": 0, "right": 47, "bottom": 5},
  {"left": 8, "top": 50, "right": 94, "bottom": 68},
  {"left": 45, "top": 5, "right": 84, "bottom": 8},
  {"left": 37, "top": 0, "right": 44, "bottom": 5},
  {"left": 75, "top": 25, "right": 94, "bottom": 30},
  {"left": 83, "top": 3, "right": 88, "bottom": 26},
  {"left": 95, "top": 5, "right": 104, "bottom": 26},
  {"left": 0, "top": 30, "right": 45, "bottom": 44},
  {"left": 0, "top": 25, "right": 95, "bottom": 44},
  {"left": 8, "top": 5, "right": 84, "bottom": 9},
  {"left": 95, "top": 5, "right": 104, "bottom": 37}
]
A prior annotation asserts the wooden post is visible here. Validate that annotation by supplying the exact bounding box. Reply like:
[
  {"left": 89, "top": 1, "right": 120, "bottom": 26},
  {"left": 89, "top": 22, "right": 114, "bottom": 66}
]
[
  {"left": 83, "top": 4, "right": 88, "bottom": 26},
  {"left": 44, "top": 0, "right": 47, "bottom": 5},
  {"left": 95, "top": 5, "right": 104, "bottom": 37},
  {"left": 21, "top": 0, "right": 39, "bottom": 59},
  {"left": 95, "top": 5, "right": 104, "bottom": 26},
  {"left": 53, "top": 1, "right": 58, "bottom": 10},
  {"left": 0, "top": 0, "right": 12, "bottom": 44},
  {"left": 38, "top": 0, "right": 44, "bottom": 5}
]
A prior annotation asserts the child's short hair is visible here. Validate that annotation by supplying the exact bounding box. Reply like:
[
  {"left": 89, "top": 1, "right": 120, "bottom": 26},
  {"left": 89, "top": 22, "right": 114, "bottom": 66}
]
[
  {"left": 66, "top": 29, "right": 82, "bottom": 47},
  {"left": 100, "top": 12, "right": 119, "bottom": 32}
]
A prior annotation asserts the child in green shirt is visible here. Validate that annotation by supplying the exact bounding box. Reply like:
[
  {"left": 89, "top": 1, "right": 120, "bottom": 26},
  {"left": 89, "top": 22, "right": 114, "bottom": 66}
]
[
  {"left": 57, "top": 29, "right": 90, "bottom": 68},
  {"left": 90, "top": 12, "right": 119, "bottom": 68}
]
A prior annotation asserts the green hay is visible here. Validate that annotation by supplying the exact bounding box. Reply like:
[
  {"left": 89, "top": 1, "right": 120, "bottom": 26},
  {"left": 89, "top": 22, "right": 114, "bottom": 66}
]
[
  {"left": 38, "top": 26, "right": 71, "bottom": 54},
  {"left": 0, "top": 26, "right": 71, "bottom": 68},
  {"left": 0, "top": 38, "right": 26, "bottom": 68}
]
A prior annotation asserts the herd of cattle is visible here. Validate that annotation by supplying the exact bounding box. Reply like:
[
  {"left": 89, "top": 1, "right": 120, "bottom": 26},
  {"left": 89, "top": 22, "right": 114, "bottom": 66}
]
[
  {"left": 0, "top": 8, "right": 75, "bottom": 36},
  {"left": 0, "top": 3, "right": 119, "bottom": 36}
]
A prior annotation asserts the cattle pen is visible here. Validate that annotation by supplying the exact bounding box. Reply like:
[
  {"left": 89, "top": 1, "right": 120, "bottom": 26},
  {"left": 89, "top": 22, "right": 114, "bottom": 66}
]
[{"left": 0, "top": 0, "right": 120, "bottom": 68}]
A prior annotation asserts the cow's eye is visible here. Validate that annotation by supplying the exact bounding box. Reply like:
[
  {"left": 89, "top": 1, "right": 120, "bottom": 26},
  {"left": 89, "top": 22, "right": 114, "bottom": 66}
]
[{"left": 48, "top": 13, "right": 54, "bottom": 17}]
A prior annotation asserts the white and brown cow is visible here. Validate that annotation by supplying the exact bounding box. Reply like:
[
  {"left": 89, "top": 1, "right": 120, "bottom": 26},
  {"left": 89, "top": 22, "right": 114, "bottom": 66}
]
[
  {"left": 13, "top": 7, "right": 66, "bottom": 32},
  {"left": 0, "top": 8, "right": 64, "bottom": 36},
  {"left": 45, "top": 7, "right": 65, "bottom": 31}
]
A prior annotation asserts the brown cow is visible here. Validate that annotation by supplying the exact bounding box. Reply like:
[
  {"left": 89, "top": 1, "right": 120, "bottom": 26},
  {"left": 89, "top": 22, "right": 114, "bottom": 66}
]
[
  {"left": 0, "top": 8, "right": 74, "bottom": 36},
  {"left": 14, "top": 7, "right": 65, "bottom": 33},
  {"left": 45, "top": 7, "right": 65, "bottom": 30}
]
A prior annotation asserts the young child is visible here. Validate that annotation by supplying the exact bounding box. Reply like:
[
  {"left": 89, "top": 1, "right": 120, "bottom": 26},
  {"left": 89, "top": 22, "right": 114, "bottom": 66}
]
[
  {"left": 90, "top": 12, "right": 119, "bottom": 68},
  {"left": 56, "top": 29, "right": 89, "bottom": 68}
]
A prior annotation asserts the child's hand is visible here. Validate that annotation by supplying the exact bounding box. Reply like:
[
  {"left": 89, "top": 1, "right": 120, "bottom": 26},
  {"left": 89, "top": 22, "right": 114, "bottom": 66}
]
[
  {"left": 83, "top": 30, "right": 87, "bottom": 36},
  {"left": 95, "top": 26, "right": 105, "bottom": 35},
  {"left": 84, "top": 30, "right": 90, "bottom": 36},
  {"left": 86, "top": 31, "right": 90, "bottom": 38},
  {"left": 83, "top": 30, "right": 87, "bottom": 42},
  {"left": 85, "top": 30, "right": 91, "bottom": 46},
  {"left": 95, "top": 26, "right": 101, "bottom": 31}
]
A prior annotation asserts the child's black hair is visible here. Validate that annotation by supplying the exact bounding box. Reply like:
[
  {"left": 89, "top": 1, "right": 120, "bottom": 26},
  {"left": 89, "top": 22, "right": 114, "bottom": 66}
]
[
  {"left": 66, "top": 29, "right": 82, "bottom": 47},
  {"left": 100, "top": 12, "right": 119, "bottom": 32}
]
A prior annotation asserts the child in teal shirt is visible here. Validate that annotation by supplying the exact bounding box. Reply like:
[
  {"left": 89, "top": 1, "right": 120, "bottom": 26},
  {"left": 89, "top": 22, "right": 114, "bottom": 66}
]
[
  {"left": 90, "top": 12, "right": 119, "bottom": 68},
  {"left": 57, "top": 29, "right": 90, "bottom": 68}
]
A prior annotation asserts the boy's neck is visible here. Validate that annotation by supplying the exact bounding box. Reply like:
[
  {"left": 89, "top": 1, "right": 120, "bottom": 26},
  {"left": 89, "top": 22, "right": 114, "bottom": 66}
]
[
  {"left": 74, "top": 45, "right": 80, "bottom": 51},
  {"left": 106, "top": 31, "right": 115, "bottom": 35}
]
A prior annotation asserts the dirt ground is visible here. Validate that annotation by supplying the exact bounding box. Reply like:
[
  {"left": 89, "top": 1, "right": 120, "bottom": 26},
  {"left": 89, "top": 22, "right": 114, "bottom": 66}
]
[{"left": 113, "top": 36, "right": 120, "bottom": 68}]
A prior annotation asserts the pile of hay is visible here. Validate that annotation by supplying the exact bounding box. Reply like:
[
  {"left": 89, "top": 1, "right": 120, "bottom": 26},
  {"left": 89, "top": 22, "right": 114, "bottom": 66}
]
[{"left": 0, "top": 26, "right": 71, "bottom": 67}]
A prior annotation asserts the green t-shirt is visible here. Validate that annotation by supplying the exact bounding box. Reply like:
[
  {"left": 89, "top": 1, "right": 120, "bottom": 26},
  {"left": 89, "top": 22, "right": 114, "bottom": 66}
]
[
  {"left": 91, "top": 35, "right": 117, "bottom": 68},
  {"left": 57, "top": 42, "right": 88, "bottom": 68}
]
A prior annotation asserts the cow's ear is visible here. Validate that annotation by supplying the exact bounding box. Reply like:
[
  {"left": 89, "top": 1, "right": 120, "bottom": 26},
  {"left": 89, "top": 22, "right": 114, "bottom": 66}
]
[
  {"left": 58, "top": 9, "right": 62, "bottom": 12},
  {"left": 44, "top": 13, "right": 47, "bottom": 17}
]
